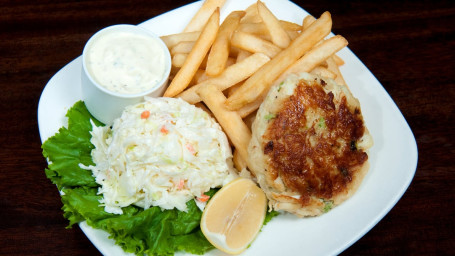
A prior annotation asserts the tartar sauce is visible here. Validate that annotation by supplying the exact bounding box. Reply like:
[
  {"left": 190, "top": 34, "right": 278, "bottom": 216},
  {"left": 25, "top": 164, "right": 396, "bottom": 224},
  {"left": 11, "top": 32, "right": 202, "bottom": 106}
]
[{"left": 86, "top": 30, "right": 166, "bottom": 94}]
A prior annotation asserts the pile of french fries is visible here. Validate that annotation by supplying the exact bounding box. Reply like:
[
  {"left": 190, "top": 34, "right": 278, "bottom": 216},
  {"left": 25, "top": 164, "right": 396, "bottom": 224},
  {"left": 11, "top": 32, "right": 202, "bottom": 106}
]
[{"left": 160, "top": 0, "right": 348, "bottom": 171}]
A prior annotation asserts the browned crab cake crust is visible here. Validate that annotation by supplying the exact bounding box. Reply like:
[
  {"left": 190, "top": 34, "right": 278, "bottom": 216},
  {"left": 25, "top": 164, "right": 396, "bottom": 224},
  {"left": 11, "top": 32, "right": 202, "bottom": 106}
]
[{"left": 248, "top": 73, "right": 373, "bottom": 217}]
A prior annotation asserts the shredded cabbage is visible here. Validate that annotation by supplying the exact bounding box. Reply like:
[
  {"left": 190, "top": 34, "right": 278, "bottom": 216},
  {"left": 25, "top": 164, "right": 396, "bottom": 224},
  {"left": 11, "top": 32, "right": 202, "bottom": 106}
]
[{"left": 83, "top": 97, "right": 237, "bottom": 214}]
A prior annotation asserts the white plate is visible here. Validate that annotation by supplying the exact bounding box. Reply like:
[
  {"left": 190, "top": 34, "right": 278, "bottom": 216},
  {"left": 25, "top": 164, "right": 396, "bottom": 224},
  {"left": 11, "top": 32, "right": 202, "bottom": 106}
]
[{"left": 38, "top": 0, "right": 418, "bottom": 255}]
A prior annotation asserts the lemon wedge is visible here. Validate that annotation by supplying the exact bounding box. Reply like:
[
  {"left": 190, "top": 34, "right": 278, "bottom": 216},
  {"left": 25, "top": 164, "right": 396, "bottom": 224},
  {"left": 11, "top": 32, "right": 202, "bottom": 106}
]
[{"left": 201, "top": 178, "right": 267, "bottom": 254}]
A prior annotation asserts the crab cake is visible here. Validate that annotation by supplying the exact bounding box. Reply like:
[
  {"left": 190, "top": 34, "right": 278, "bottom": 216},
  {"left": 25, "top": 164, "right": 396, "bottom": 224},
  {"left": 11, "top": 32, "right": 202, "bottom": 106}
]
[{"left": 248, "top": 73, "right": 373, "bottom": 217}]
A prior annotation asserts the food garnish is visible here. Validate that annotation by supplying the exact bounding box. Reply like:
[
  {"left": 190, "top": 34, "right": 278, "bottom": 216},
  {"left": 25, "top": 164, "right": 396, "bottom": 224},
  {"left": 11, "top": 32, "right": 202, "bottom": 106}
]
[{"left": 200, "top": 178, "right": 267, "bottom": 255}]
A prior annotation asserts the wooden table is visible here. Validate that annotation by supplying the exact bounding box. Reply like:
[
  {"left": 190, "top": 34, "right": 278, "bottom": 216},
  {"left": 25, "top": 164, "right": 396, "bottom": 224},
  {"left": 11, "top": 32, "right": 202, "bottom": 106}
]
[{"left": 1, "top": 0, "right": 453, "bottom": 255}]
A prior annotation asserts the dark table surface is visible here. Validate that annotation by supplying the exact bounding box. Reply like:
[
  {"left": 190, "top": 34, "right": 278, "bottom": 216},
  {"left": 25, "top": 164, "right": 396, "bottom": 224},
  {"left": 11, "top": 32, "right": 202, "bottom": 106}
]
[{"left": 1, "top": 0, "right": 454, "bottom": 255}]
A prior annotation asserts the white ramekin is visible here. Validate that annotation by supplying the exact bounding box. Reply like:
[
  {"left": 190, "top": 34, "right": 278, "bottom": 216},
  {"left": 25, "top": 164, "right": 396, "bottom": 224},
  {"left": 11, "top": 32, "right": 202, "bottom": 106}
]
[{"left": 81, "top": 24, "right": 171, "bottom": 125}]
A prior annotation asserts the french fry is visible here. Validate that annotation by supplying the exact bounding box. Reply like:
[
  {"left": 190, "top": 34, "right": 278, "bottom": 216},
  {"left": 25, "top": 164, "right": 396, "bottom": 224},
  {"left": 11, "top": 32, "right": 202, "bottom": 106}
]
[
  {"left": 255, "top": 33, "right": 272, "bottom": 43},
  {"left": 242, "top": 110, "right": 257, "bottom": 130},
  {"left": 196, "top": 72, "right": 210, "bottom": 84},
  {"left": 275, "top": 35, "right": 348, "bottom": 83},
  {"left": 279, "top": 20, "right": 303, "bottom": 31},
  {"left": 172, "top": 53, "right": 188, "bottom": 68},
  {"left": 225, "top": 11, "right": 333, "bottom": 110},
  {"left": 231, "top": 31, "right": 281, "bottom": 58},
  {"left": 237, "top": 20, "right": 302, "bottom": 35},
  {"left": 237, "top": 96, "right": 263, "bottom": 118},
  {"left": 318, "top": 60, "right": 329, "bottom": 68},
  {"left": 286, "top": 30, "right": 300, "bottom": 40},
  {"left": 237, "top": 22, "right": 270, "bottom": 35},
  {"left": 164, "top": 9, "right": 220, "bottom": 97},
  {"left": 302, "top": 14, "right": 346, "bottom": 81},
  {"left": 254, "top": 31, "right": 299, "bottom": 42},
  {"left": 233, "top": 149, "right": 248, "bottom": 172},
  {"left": 183, "top": 0, "right": 226, "bottom": 32},
  {"left": 161, "top": 31, "right": 201, "bottom": 49},
  {"left": 257, "top": 1, "right": 291, "bottom": 48},
  {"left": 225, "top": 57, "right": 236, "bottom": 67},
  {"left": 332, "top": 54, "right": 345, "bottom": 66},
  {"left": 171, "top": 41, "right": 195, "bottom": 55},
  {"left": 302, "top": 15, "right": 316, "bottom": 30},
  {"left": 226, "top": 82, "right": 242, "bottom": 97},
  {"left": 310, "top": 66, "right": 337, "bottom": 79},
  {"left": 236, "top": 27, "right": 298, "bottom": 42},
  {"left": 178, "top": 52, "right": 270, "bottom": 104},
  {"left": 206, "top": 11, "right": 245, "bottom": 77},
  {"left": 241, "top": 2, "right": 262, "bottom": 23},
  {"left": 236, "top": 49, "right": 252, "bottom": 62},
  {"left": 192, "top": 69, "right": 207, "bottom": 84},
  {"left": 173, "top": 54, "right": 233, "bottom": 70},
  {"left": 197, "top": 84, "right": 251, "bottom": 166},
  {"left": 327, "top": 56, "right": 347, "bottom": 86}
]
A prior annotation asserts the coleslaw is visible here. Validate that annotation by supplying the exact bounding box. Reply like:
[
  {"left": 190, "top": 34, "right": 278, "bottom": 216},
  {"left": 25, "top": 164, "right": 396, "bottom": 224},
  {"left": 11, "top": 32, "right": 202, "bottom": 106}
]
[{"left": 83, "top": 97, "right": 237, "bottom": 214}]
